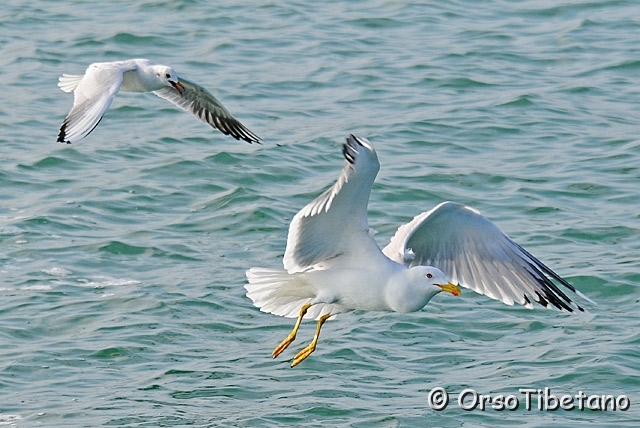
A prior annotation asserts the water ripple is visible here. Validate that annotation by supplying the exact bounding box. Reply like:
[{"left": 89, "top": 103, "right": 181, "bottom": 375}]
[{"left": 0, "top": 0, "right": 638, "bottom": 426}]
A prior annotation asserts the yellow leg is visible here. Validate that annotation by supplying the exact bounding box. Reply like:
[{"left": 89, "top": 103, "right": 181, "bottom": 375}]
[
  {"left": 272, "top": 303, "right": 312, "bottom": 359},
  {"left": 291, "top": 313, "right": 331, "bottom": 367}
]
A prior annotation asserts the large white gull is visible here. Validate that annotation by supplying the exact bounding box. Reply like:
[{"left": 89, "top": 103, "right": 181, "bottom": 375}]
[
  {"left": 245, "top": 134, "right": 593, "bottom": 367},
  {"left": 57, "top": 58, "right": 260, "bottom": 144}
]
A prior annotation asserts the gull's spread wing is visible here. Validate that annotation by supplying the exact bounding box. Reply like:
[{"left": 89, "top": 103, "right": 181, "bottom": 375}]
[
  {"left": 383, "top": 201, "right": 594, "bottom": 311},
  {"left": 283, "top": 135, "right": 380, "bottom": 273},
  {"left": 153, "top": 77, "right": 260, "bottom": 144},
  {"left": 57, "top": 62, "right": 133, "bottom": 144}
]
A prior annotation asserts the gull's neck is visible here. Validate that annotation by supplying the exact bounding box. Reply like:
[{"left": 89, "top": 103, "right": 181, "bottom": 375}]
[
  {"left": 385, "top": 267, "right": 441, "bottom": 313},
  {"left": 120, "top": 62, "right": 167, "bottom": 93}
]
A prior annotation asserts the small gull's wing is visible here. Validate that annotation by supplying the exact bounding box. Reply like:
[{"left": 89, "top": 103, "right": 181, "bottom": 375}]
[
  {"left": 57, "top": 62, "right": 133, "bottom": 144},
  {"left": 283, "top": 134, "right": 380, "bottom": 273},
  {"left": 382, "top": 201, "right": 594, "bottom": 311},
  {"left": 153, "top": 76, "right": 260, "bottom": 144}
]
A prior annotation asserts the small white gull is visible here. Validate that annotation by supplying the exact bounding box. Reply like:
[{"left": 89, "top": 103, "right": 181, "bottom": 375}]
[
  {"left": 57, "top": 58, "right": 260, "bottom": 144},
  {"left": 245, "top": 134, "right": 593, "bottom": 367}
]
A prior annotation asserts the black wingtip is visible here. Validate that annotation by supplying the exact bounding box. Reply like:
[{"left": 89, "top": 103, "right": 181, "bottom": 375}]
[
  {"left": 233, "top": 132, "right": 262, "bottom": 145},
  {"left": 343, "top": 141, "right": 356, "bottom": 164},
  {"left": 343, "top": 134, "right": 364, "bottom": 164},
  {"left": 240, "top": 128, "right": 262, "bottom": 145},
  {"left": 518, "top": 243, "right": 593, "bottom": 313},
  {"left": 218, "top": 117, "right": 261, "bottom": 144},
  {"left": 240, "top": 132, "right": 262, "bottom": 145},
  {"left": 57, "top": 122, "right": 70, "bottom": 144}
]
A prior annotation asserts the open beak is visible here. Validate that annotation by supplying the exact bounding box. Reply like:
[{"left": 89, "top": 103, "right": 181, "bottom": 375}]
[
  {"left": 170, "top": 80, "right": 185, "bottom": 95},
  {"left": 437, "top": 282, "right": 461, "bottom": 297}
]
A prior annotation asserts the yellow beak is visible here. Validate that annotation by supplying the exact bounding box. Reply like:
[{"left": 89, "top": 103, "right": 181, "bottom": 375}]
[{"left": 437, "top": 282, "right": 461, "bottom": 297}]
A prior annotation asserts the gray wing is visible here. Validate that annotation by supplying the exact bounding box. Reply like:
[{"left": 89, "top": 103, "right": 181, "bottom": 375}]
[
  {"left": 153, "top": 77, "right": 260, "bottom": 144},
  {"left": 57, "top": 63, "right": 130, "bottom": 144},
  {"left": 283, "top": 135, "right": 381, "bottom": 273},
  {"left": 382, "top": 201, "right": 594, "bottom": 311}
]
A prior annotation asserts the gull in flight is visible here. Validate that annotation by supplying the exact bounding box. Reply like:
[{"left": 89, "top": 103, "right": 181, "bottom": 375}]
[
  {"left": 245, "top": 134, "right": 593, "bottom": 367},
  {"left": 57, "top": 58, "right": 260, "bottom": 144}
]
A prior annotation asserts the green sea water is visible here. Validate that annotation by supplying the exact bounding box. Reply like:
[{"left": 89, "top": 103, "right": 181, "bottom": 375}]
[{"left": 1, "top": 1, "right": 638, "bottom": 426}]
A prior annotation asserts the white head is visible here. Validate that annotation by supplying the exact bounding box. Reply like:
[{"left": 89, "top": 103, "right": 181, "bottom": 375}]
[
  {"left": 387, "top": 266, "right": 460, "bottom": 313},
  {"left": 155, "top": 66, "right": 184, "bottom": 94}
]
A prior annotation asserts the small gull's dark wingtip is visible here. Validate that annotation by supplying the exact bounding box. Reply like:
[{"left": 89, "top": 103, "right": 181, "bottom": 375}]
[
  {"left": 342, "top": 142, "right": 356, "bottom": 164},
  {"left": 347, "top": 134, "right": 366, "bottom": 146},
  {"left": 243, "top": 126, "right": 262, "bottom": 144},
  {"left": 237, "top": 134, "right": 262, "bottom": 145},
  {"left": 245, "top": 134, "right": 262, "bottom": 145},
  {"left": 342, "top": 134, "right": 363, "bottom": 164},
  {"left": 227, "top": 122, "right": 262, "bottom": 145},
  {"left": 57, "top": 124, "right": 70, "bottom": 144}
]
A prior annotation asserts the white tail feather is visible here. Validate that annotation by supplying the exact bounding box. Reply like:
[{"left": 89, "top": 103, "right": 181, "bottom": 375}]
[
  {"left": 245, "top": 267, "right": 333, "bottom": 320},
  {"left": 58, "top": 74, "right": 84, "bottom": 92}
]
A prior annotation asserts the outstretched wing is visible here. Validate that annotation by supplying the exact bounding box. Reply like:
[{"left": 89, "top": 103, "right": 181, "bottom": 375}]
[
  {"left": 382, "top": 201, "right": 594, "bottom": 311},
  {"left": 57, "top": 63, "right": 131, "bottom": 144},
  {"left": 153, "top": 76, "right": 260, "bottom": 144},
  {"left": 283, "top": 134, "right": 381, "bottom": 273}
]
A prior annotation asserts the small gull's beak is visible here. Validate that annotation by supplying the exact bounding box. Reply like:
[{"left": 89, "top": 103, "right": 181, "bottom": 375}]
[
  {"left": 437, "top": 282, "right": 461, "bottom": 297},
  {"left": 170, "top": 80, "right": 185, "bottom": 95}
]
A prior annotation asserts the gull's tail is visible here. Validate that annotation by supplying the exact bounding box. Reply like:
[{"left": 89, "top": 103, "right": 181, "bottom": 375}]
[{"left": 245, "top": 268, "right": 332, "bottom": 320}]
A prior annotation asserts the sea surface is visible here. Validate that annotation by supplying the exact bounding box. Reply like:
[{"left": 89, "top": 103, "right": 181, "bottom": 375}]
[{"left": 1, "top": 1, "right": 639, "bottom": 426}]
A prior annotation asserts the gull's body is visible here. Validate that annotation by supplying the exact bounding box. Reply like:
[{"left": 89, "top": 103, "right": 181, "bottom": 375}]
[
  {"left": 57, "top": 58, "right": 260, "bottom": 144},
  {"left": 245, "top": 134, "right": 593, "bottom": 367}
]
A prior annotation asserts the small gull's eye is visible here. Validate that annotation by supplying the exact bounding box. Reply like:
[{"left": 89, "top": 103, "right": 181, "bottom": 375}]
[
  {"left": 426, "top": 273, "right": 433, "bottom": 279},
  {"left": 165, "top": 73, "right": 171, "bottom": 78}
]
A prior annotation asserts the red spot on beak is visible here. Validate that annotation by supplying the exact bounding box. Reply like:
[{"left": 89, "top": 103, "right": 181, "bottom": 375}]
[
  {"left": 171, "top": 80, "right": 185, "bottom": 95},
  {"left": 437, "top": 282, "right": 461, "bottom": 296}
]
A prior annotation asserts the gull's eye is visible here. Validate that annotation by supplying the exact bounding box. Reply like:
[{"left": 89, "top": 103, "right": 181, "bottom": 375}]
[
  {"left": 426, "top": 273, "right": 433, "bottom": 279},
  {"left": 165, "top": 73, "right": 171, "bottom": 78}
]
